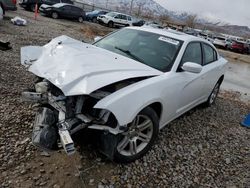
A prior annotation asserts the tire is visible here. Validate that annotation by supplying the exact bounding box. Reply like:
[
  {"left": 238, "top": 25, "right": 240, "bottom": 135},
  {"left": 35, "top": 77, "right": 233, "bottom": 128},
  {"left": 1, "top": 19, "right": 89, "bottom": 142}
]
[
  {"left": 51, "top": 12, "right": 58, "bottom": 19},
  {"left": 92, "top": 17, "right": 97, "bottom": 23},
  {"left": 204, "top": 81, "right": 221, "bottom": 107},
  {"left": 114, "top": 107, "right": 159, "bottom": 163},
  {"left": 78, "top": 16, "right": 83, "bottom": 23},
  {"left": 108, "top": 21, "right": 113, "bottom": 28}
]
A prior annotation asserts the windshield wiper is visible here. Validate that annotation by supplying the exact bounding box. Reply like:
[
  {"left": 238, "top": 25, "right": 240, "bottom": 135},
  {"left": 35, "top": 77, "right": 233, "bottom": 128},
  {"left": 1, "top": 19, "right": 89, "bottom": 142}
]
[{"left": 114, "top": 46, "right": 144, "bottom": 63}]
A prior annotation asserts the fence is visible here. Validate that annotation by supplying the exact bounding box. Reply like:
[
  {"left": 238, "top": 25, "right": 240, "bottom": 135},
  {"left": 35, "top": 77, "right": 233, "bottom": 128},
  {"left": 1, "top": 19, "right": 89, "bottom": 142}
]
[{"left": 73, "top": 0, "right": 113, "bottom": 13}]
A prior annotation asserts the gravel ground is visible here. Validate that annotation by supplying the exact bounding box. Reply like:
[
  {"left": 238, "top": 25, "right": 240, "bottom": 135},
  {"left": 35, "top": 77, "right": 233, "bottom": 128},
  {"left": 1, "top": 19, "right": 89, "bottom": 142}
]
[{"left": 0, "top": 8, "right": 250, "bottom": 188}]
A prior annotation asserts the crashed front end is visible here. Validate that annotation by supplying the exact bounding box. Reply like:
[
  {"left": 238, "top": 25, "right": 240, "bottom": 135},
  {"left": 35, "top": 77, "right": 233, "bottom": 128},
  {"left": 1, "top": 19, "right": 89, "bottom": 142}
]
[
  {"left": 20, "top": 35, "right": 161, "bottom": 159},
  {"left": 22, "top": 80, "right": 122, "bottom": 157}
]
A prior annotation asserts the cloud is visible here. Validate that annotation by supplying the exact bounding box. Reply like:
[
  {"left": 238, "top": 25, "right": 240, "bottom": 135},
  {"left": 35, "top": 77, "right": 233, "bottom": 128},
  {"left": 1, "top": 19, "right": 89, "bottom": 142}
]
[{"left": 155, "top": 0, "right": 250, "bottom": 27}]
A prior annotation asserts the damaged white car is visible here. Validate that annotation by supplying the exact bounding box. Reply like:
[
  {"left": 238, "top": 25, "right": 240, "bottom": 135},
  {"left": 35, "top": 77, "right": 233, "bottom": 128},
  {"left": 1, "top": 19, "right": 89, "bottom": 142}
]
[{"left": 21, "top": 27, "right": 227, "bottom": 162}]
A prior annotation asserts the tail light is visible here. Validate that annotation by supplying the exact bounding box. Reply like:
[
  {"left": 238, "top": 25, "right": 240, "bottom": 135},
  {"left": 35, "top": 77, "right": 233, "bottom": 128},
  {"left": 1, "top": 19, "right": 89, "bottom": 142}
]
[{"left": 12, "top": 0, "right": 16, "bottom": 4}]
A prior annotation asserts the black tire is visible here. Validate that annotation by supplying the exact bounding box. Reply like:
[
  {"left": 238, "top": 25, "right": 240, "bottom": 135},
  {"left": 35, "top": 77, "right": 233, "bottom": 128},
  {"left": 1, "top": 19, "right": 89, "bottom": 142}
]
[
  {"left": 204, "top": 81, "right": 221, "bottom": 107},
  {"left": 92, "top": 17, "right": 97, "bottom": 23},
  {"left": 51, "top": 12, "right": 58, "bottom": 19},
  {"left": 114, "top": 107, "right": 159, "bottom": 163},
  {"left": 78, "top": 16, "right": 83, "bottom": 23},
  {"left": 108, "top": 21, "right": 113, "bottom": 28}
]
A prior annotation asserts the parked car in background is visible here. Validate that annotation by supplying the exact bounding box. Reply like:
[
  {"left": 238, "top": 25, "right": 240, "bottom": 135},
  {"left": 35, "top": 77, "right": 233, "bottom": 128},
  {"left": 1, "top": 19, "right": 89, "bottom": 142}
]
[
  {"left": 21, "top": 27, "right": 227, "bottom": 163},
  {"left": 132, "top": 19, "right": 145, "bottom": 26},
  {"left": 0, "top": 0, "right": 17, "bottom": 11},
  {"left": 143, "top": 22, "right": 163, "bottom": 29},
  {"left": 228, "top": 40, "right": 249, "bottom": 54},
  {"left": 97, "top": 12, "right": 132, "bottom": 28},
  {"left": 197, "top": 32, "right": 214, "bottom": 43},
  {"left": 19, "top": 0, "right": 72, "bottom": 12},
  {"left": 213, "top": 36, "right": 227, "bottom": 49},
  {"left": 86, "top": 10, "right": 108, "bottom": 23},
  {"left": 39, "top": 3, "right": 85, "bottom": 22},
  {"left": 19, "top": 0, "right": 41, "bottom": 11}
]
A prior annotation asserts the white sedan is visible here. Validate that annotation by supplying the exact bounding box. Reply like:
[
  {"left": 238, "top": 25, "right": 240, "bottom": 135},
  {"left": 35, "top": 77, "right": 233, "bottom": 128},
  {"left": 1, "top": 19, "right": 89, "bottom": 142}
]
[{"left": 21, "top": 27, "right": 227, "bottom": 163}]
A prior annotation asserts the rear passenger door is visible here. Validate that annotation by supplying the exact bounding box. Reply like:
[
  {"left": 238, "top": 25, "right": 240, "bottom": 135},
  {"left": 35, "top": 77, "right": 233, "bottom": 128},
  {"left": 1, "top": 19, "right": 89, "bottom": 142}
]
[
  {"left": 120, "top": 14, "right": 128, "bottom": 26},
  {"left": 201, "top": 43, "right": 221, "bottom": 98},
  {"left": 70, "top": 6, "right": 81, "bottom": 18},
  {"left": 59, "top": 5, "right": 71, "bottom": 18}
]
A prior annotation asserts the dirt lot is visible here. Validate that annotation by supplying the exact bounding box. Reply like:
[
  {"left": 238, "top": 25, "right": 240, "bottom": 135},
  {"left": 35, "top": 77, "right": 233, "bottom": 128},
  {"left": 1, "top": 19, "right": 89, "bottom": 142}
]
[{"left": 0, "top": 8, "right": 250, "bottom": 188}]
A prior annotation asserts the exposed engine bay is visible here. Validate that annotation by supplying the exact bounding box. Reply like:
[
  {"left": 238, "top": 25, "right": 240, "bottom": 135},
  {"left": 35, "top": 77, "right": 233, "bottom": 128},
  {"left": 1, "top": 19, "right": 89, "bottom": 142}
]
[{"left": 22, "top": 77, "right": 147, "bottom": 158}]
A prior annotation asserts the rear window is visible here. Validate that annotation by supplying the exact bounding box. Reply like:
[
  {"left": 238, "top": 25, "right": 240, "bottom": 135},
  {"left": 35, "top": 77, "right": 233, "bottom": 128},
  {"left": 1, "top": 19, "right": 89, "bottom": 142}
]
[
  {"left": 216, "top": 37, "right": 226, "bottom": 41},
  {"left": 203, "top": 44, "right": 217, "bottom": 65}
]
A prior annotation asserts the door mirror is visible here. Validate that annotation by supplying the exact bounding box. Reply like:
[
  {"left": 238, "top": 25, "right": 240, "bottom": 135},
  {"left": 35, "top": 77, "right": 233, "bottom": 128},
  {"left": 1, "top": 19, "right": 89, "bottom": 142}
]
[
  {"left": 94, "top": 36, "right": 102, "bottom": 42},
  {"left": 182, "top": 62, "right": 202, "bottom": 74}
]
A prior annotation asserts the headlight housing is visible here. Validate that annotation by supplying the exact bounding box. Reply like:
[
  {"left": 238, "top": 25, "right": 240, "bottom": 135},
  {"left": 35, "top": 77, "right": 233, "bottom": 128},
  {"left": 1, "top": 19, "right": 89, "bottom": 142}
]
[{"left": 35, "top": 81, "right": 49, "bottom": 94}]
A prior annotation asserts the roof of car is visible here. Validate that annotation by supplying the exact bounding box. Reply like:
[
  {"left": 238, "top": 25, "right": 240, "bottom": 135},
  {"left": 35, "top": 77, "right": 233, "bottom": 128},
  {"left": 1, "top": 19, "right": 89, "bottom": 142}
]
[
  {"left": 108, "top": 11, "right": 132, "bottom": 17},
  {"left": 128, "top": 27, "right": 203, "bottom": 42},
  {"left": 53, "top": 3, "right": 77, "bottom": 8}
]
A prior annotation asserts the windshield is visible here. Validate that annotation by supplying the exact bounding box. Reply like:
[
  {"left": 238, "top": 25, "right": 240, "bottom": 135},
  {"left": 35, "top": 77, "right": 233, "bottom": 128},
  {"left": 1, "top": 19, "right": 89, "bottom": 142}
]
[{"left": 94, "top": 28, "right": 183, "bottom": 72}]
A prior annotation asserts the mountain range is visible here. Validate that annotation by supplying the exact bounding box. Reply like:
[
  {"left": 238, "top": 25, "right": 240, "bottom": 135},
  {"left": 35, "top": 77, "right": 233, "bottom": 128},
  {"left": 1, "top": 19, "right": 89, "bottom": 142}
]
[{"left": 79, "top": 0, "right": 250, "bottom": 37}]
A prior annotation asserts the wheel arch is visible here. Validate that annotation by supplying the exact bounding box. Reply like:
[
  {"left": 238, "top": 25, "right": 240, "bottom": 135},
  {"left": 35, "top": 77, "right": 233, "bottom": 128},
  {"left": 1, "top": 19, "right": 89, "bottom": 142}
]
[
  {"left": 218, "top": 75, "right": 224, "bottom": 85},
  {"left": 147, "top": 102, "right": 162, "bottom": 120}
]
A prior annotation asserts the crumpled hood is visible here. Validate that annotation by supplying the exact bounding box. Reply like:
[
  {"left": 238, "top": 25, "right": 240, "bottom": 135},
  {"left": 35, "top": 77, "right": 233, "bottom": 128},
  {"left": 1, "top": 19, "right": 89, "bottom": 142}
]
[{"left": 21, "top": 35, "right": 162, "bottom": 96}]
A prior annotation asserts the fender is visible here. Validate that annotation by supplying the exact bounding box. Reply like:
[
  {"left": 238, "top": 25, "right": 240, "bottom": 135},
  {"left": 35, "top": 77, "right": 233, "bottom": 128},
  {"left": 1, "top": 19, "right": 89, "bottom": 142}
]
[{"left": 94, "top": 74, "right": 175, "bottom": 126}]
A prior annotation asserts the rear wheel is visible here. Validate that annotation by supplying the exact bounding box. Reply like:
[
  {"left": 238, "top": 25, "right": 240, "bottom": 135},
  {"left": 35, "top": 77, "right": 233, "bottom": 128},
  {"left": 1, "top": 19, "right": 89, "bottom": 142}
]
[
  {"left": 78, "top": 16, "right": 83, "bottom": 23},
  {"left": 108, "top": 21, "right": 113, "bottom": 28},
  {"left": 204, "top": 81, "right": 221, "bottom": 107},
  {"left": 114, "top": 107, "right": 159, "bottom": 163},
  {"left": 51, "top": 12, "right": 58, "bottom": 19},
  {"left": 92, "top": 17, "right": 97, "bottom": 23}
]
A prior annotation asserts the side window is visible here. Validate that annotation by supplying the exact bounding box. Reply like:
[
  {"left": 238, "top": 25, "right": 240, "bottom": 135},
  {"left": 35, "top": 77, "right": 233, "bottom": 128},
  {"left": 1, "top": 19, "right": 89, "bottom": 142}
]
[
  {"left": 203, "top": 44, "right": 217, "bottom": 65},
  {"left": 128, "top": 16, "right": 132, "bottom": 21},
  {"left": 71, "top": 7, "right": 81, "bottom": 13},
  {"left": 115, "top": 14, "right": 121, "bottom": 19},
  {"left": 121, "top": 15, "right": 127, "bottom": 20},
  {"left": 63, "top": 6, "right": 71, "bottom": 11},
  {"left": 181, "top": 42, "right": 202, "bottom": 65}
]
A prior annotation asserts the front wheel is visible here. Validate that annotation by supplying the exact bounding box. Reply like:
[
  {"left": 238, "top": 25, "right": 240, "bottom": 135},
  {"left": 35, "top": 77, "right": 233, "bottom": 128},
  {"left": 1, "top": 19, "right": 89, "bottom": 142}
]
[
  {"left": 114, "top": 107, "right": 159, "bottom": 163},
  {"left": 108, "top": 21, "right": 113, "bottom": 28},
  {"left": 78, "top": 16, "right": 83, "bottom": 23},
  {"left": 204, "top": 81, "right": 221, "bottom": 107},
  {"left": 51, "top": 12, "right": 58, "bottom": 19}
]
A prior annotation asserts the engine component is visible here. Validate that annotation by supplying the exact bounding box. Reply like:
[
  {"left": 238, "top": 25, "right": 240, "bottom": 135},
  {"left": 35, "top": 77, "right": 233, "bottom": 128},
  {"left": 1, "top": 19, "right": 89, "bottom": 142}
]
[
  {"left": 32, "top": 107, "right": 58, "bottom": 151},
  {"left": 22, "top": 91, "right": 47, "bottom": 103},
  {"left": 59, "top": 128, "right": 75, "bottom": 155},
  {"left": 35, "top": 81, "right": 49, "bottom": 94}
]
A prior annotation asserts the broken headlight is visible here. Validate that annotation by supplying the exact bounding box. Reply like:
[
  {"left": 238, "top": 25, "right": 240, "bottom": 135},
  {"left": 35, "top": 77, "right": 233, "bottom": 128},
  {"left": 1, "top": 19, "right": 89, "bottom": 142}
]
[{"left": 35, "top": 81, "right": 49, "bottom": 94}]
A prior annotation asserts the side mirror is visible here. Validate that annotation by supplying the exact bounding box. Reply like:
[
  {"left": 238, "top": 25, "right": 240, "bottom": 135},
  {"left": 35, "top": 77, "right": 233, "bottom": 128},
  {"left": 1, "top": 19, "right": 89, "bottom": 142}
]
[
  {"left": 182, "top": 62, "right": 202, "bottom": 74},
  {"left": 94, "top": 36, "right": 102, "bottom": 42}
]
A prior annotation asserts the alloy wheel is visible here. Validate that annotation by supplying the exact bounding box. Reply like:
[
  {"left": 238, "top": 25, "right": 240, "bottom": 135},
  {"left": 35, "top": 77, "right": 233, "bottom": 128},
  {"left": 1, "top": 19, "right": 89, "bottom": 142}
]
[{"left": 117, "top": 115, "right": 153, "bottom": 156}]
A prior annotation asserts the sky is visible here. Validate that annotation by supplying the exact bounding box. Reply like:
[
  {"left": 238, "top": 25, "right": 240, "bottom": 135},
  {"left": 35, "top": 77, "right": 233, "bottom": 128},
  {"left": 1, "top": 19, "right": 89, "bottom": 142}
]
[{"left": 155, "top": 0, "right": 250, "bottom": 27}]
